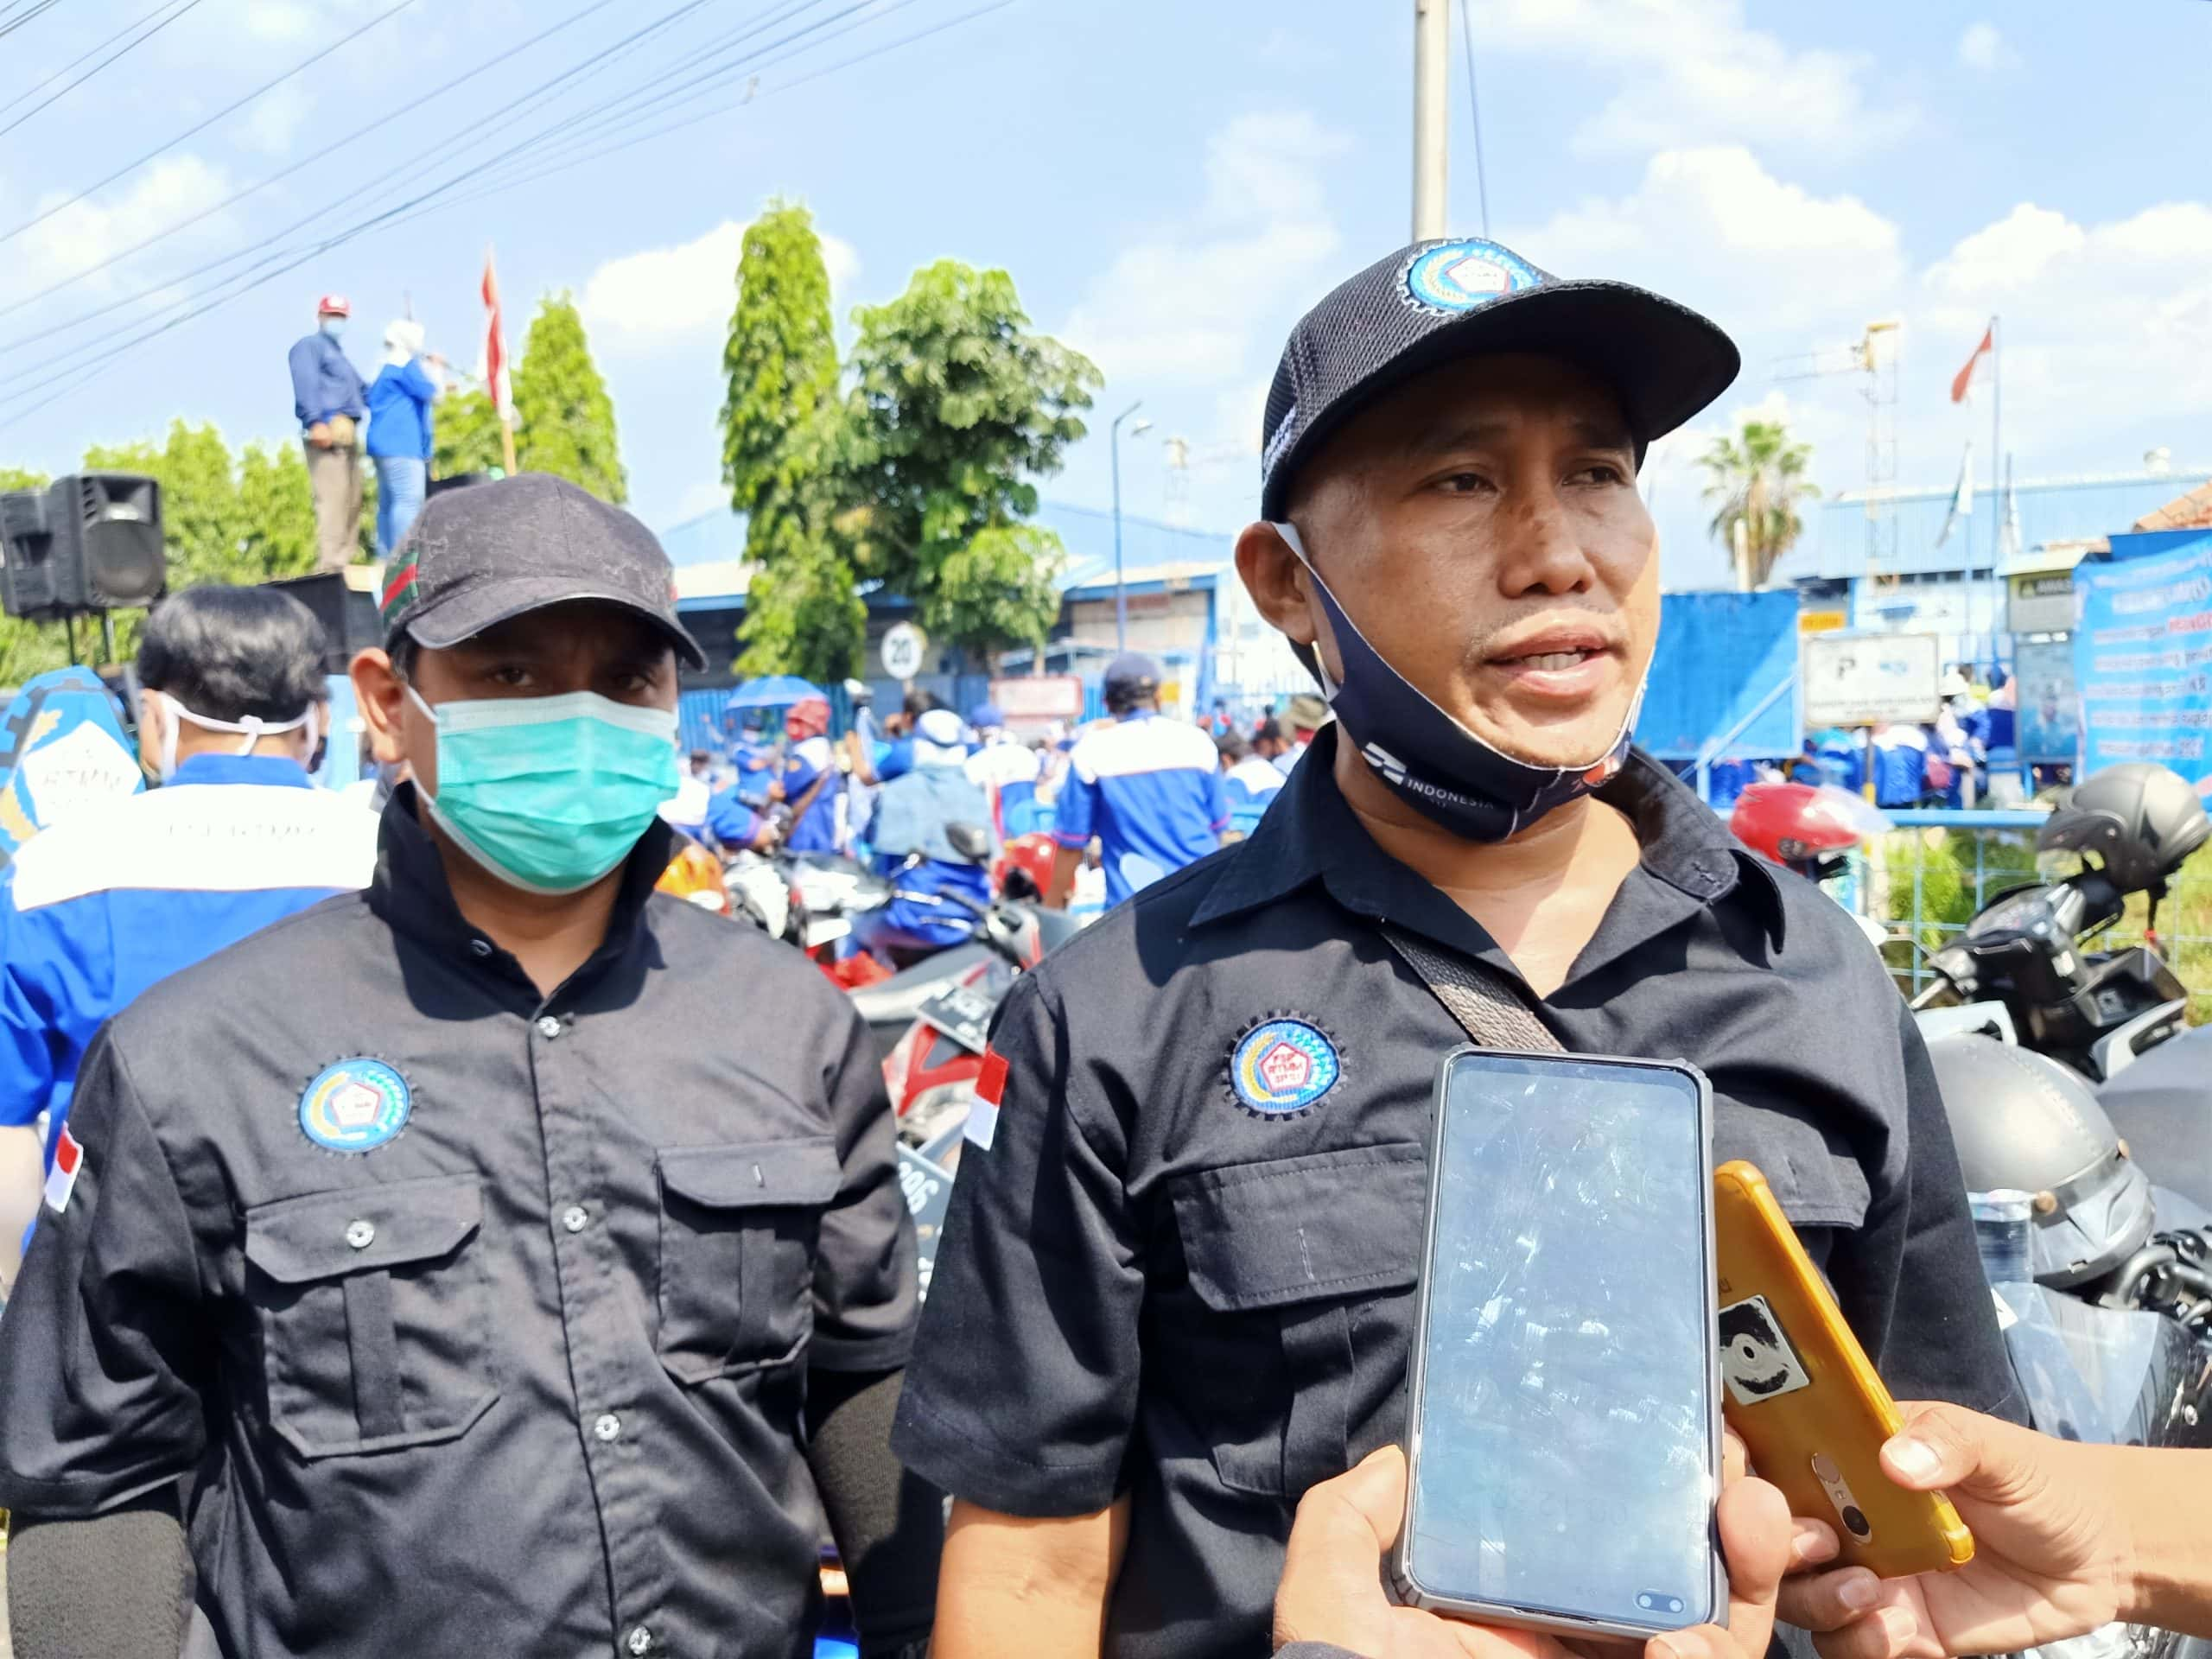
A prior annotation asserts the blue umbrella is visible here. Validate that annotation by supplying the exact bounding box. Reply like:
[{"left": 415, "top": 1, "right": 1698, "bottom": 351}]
[{"left": 724, "top": 676, "right": 824, "bottom": 711}]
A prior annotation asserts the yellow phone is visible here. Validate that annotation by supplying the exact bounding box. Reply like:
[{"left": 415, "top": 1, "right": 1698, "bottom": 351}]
[{"left": 1713, "top": 1160, "right": 1974, "bottom": 1576}]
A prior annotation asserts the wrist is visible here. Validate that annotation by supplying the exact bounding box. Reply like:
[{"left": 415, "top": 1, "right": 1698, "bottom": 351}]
[{"left": 2116, "top": 1447, "right": 2212, "bottom": 1636}]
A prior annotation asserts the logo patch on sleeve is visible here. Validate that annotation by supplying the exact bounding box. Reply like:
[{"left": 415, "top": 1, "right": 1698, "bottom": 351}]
[
  {"left": 298, "top": 1058, "right": 413, "bottom": 1153},
  {"left": 1228, "top": 1015, "right": 1343, "bottom": 1116},
  {"left": 43, "top": 1123, "right": 84, "bottom": 1212}
]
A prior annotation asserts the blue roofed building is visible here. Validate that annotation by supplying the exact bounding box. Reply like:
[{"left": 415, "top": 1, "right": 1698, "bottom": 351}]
[{"left": 1770, "top": 467, "right": 2212, "bottom": 670}]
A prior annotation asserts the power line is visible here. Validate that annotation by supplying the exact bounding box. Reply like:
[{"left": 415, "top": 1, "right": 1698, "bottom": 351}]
[
  {"left": 0, "top": 0, "right": 654, "bottom": 326},
  {"left": 1454, "top": 0, "right": 1490, "bottom": 238},
  {"left": 0, "top": 0, "right": 1020, "bottom": 429},
  {"left": 0, "top": 0, "right": 207, "bottom": 140},
  {"left": 0, "top": 0, "right": 418, "bottom": 250},
  {"left": 0, "top": 0, "right": 67, "bottom": 42},
  {"left": 0, "top": 0, "right": 174, "bottom": 117},
  {"left": 459, "top": 0, "right": 1013, "bottom": 204}
]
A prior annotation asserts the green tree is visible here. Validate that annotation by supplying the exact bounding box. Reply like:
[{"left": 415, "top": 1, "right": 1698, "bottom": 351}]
[
  {"left": 719, "top": 200, "right": 861, "bottom": 681},
  {"left": 237, "top": 440, "right": 318, "bottom": 578},
  {"left": 434, "top": 385, "right": 508, "bottom": 480},
  {"left": 840, "top": 260, "right": 1098, "bottom": 659},
  {"left": 1697, "top": 418, "right": 1820, "bottom": 591},
  {"left": 512, "top": 294, "right": 626, "bottom": 503},
  {"left": 86, "top": 421, "right": 251, "bottom": 589},
  {"left": 0, "top": 465, "right": 69, "bottom": 686}
]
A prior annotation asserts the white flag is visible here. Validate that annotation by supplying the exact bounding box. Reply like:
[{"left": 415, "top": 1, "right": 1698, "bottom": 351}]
[{"left": 1936, "top": 441, "right": 1974, "bottom": 548}]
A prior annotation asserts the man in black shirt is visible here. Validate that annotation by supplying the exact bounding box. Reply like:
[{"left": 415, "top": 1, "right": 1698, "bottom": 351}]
[
  {"left": 893, "top": 238, "right": 2020, "bottom": 1658},
  {"left": 0, "top": 475, "right": 938, "bottom": 1659}
]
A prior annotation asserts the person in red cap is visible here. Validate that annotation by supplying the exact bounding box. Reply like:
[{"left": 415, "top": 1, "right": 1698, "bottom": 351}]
[{"left": 288, "top": 293, "right": 368, "bottom": 571}]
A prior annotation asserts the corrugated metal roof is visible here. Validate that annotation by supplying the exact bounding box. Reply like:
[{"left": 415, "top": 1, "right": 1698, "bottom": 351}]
[
  {"left": 1771, "top": 470, "right": 2212, "bottom": 583},
  {"left": 1064, "top": 559, "right": 1223, "bottom": 598}
]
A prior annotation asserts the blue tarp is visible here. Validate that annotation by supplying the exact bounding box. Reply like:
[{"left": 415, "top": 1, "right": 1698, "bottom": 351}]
[
  {"left": 2073, "top": 530, "right": 2212, "bottom": 790},
  {"left": 1634, "top": 591, "right": 1802, "bottom": 762}
]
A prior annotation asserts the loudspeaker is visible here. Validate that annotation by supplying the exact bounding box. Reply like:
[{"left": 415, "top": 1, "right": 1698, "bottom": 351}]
[
  {"left": 0, "top": 474, "right": 167, "bottom": 620},
  {"left": 265, "top": 571, "right": 383, "bottom": 675}
]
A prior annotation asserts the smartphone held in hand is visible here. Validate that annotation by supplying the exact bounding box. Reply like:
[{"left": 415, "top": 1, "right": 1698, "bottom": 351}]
[
  {"left": 1713, "top": 1160, "right": 1974, "bottom": 1576},
  {"left": 1393, "top": 1047, "right": 1726, "bottom": 1639}
]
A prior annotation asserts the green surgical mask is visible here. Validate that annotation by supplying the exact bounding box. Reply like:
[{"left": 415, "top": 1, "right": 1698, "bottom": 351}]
[{"left": 409, "top": 687, "right": 679, "bottom": 895}]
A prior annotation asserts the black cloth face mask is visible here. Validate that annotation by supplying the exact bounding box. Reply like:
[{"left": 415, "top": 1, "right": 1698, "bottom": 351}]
[{"left": 1271, "top": 521, "right": 1644, "bottom": 842}]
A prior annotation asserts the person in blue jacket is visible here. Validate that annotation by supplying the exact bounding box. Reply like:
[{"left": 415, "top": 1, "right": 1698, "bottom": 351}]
[
  {"left": 856, "top": 709, "right": 993, "bottom": 969},
  {"left": 775, "top": 692, "right": 845, "bottom": 853},
  {"left": 365, "top": 318, "right": 444, "bottom": 557},
  {"left": 0, "top": 587, "right": 378, "bottom": 1288},
  {"left": 286, "top": 293, "right": 368, "bottom": 572}
]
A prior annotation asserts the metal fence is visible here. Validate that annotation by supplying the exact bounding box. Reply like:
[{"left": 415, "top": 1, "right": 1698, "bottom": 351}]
[{"left": 1854, "top": 810, "right": 2212, "bottom": 1020}]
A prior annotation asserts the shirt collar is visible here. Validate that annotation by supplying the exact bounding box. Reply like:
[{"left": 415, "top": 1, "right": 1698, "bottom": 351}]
[
  {"left": 368, "top": 783, "right": 676, "bottom": 1001},
  {"left": 1191, "top": 724, "right": 1785, "bottom": 953},
  {"left": 167, "top": 753, "right": 314, "bottom": 790}
]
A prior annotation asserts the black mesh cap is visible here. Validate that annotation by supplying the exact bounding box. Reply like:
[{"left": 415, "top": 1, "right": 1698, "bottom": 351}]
[
  {"left": 1259, "top": 237, "right": 1740, "bottom": 520},
  {"left": 378, "top": 473, "right": 705, "bottom": 670}
]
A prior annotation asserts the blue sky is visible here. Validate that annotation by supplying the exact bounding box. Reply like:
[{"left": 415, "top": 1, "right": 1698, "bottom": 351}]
[{"left": 3, "top": 0, "right": 2210, "bottom": 590}]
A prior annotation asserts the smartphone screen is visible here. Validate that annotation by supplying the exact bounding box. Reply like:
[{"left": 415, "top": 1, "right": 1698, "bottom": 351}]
[{"left": 1403, "top": 1052, "right": 1719, "bottom": 1630}]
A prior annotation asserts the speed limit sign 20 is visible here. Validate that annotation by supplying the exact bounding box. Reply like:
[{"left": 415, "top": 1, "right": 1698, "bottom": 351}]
[{"left": 880, "top": 622, "right": 928, "bottom": 681}]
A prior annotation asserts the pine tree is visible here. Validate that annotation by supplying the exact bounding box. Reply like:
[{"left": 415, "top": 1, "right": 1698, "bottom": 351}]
[{"left": 512, "top": 294, "right": 626, "bottom": 504}]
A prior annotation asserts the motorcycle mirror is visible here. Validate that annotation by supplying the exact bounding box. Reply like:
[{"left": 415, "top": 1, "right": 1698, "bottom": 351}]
[{"left": 945, "top": 823, "right": 991, "bottom": 865}]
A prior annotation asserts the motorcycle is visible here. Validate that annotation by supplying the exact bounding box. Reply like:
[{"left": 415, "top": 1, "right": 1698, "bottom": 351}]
[{"left": 1734, "top": 771, "right": 2212, "bottom": 1659}]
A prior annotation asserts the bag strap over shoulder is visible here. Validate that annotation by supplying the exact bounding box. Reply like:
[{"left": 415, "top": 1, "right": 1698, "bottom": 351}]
[{"left": 1381, "top": 925, "right": 1565, "bottom": 1053}]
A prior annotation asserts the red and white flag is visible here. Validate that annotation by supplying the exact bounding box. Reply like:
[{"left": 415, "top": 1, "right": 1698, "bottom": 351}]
[
  {"left": 1950, "top": 324, "right": 1994, "bottom": 404},
  {"left": 482, "top": 247, "right": 512, "bottom": 419},
  {"left": 43, "top": 1122, "right": 83, "bottom": 1213}
]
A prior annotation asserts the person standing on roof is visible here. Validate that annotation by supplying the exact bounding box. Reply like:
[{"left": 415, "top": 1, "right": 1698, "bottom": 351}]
[
  {"left": 1044, "top": 652, "right": 1228, "bottom": 910},
  {"left": 288, "top": 294, "right": 368, "bottom": 573},
  {"left": 365, "top": 318, "right": 445, "bottom": 559}
]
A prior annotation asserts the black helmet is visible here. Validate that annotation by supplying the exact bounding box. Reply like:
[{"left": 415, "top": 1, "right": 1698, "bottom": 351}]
[
  {"left": 2038, "top": 763, "right": 2209, "bottom": 896},
  {"left": 1925, "top": 1034, "right": 2154, "bottom": 1288}
]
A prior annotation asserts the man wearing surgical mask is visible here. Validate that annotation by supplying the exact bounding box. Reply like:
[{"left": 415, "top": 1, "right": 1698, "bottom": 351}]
[
  {"left": 0, "top": 585, "right": 374, "bottom": 1294},
  {"left": 0, "top": 476, "right": 938, "bottom": 1659},
  {"left": 897, "top": 240, "right": 2019, "bottom": 1657}
]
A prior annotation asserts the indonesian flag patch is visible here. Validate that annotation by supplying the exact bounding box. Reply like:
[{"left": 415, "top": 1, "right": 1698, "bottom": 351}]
[
  {"left": 965, "top": 1046, "right": 1009, "bottom": 1151},
  {"left": 44, "top": 1123, "right": 83, "bottom": 1213}
]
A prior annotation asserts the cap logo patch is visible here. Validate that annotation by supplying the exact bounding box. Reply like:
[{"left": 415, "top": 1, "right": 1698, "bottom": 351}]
[
  {"left": 1228, "top": 1015, "right": 1342, "bottom": 1116},
  {"left": 299, "top": 1058, "right": 413, "bottom": 1153},
  {"left": 1404, "top": 239, "right": 1540, "bottom": 315},
  {"left": 378, "top": 560, "right": 420, "bottom": 623}
]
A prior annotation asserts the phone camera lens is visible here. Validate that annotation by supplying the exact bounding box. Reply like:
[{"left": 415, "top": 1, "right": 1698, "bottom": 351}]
[{"left": 1841, "top": 1506, "right": 1872, "bottom": 1539}]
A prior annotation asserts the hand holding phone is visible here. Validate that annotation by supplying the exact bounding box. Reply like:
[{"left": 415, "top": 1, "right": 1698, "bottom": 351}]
[{"left": 1713, "top": 1160, "right": 1973, "bottom": 1578}]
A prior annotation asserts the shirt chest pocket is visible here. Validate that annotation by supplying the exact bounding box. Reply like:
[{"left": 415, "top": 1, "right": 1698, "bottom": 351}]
[
  {"left": 245, "top": 1173, "right": 499, "bottom": 1461},
  {"left": 656, "top": 1138, "right": 840, "bottom": 1385},
  {"left": 1717, "top": 1110, "right": 1874, "bottom": 1236},
  {"left": 1169, "top": 1144, "right": 1425, "bottom": 1499}
]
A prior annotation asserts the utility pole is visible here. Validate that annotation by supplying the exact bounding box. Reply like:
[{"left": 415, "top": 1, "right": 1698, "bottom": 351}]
[
  {"left": 1412, "top": 0, "right": 1448, "bottom": 240},
  {"left": 1109, "top": 400, "right": 1149, "bottom": 652}
]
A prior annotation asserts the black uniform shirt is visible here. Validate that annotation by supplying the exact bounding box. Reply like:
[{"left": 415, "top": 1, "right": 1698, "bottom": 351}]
[
  {"left": 0, "top": 793, "right": 917, "bottom": 1659},
  {"left": 893, "top": 727, "right": 2020, "bottom": 1659}
]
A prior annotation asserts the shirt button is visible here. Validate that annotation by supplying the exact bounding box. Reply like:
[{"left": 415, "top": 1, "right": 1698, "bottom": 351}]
[
  {"left": 536, "top": 1014, "right": 563, "bottom": 1039},
  {"left": 592, "top": 1412, "right": 622, "bottom": 1443},
  {"left": 468, "top": 938, "right": 493, "bottom": 957},
  {"left": 560, "top": 1205, "right": 589, "bottom": 1234},
  {"left": 344, "top": 1219, "right": 375, "bottom": 1250},
  {"left": 625, "top": 1628, "right": 653, "bottom": 1656}
]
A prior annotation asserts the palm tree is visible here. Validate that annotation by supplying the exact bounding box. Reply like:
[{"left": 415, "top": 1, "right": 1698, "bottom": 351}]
[{"left": 1697, "top": 420, "right": 1820, "bottom": 590}]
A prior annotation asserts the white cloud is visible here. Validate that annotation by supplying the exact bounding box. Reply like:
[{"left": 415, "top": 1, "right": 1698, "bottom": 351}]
[
  {"left": 12, "top": 156, "right": 234, "bottom": 301},
  {"left": 244, "top": 0, "right": 313, "bottom": 41},
  {"left": 1956, "top": 22, "right": 2014, "bottom": 73},
  {"left": 581, "top": 219, "right": 860, "bottom": 351},
  {"left": 1058, "top": 110, "right": 1348, "bottom": 391},
  {"left": 669, "top": 479, "right": 729, "bottom": 522},
  {"left": 238, "top": 82, "right": 308, "bottom": 157},
  {"left": 1514, "top": 147, "right": 1904, "bottom": 335},
  {"left": 1481, "top": 0, "right": 1911, "bottom": 160}
]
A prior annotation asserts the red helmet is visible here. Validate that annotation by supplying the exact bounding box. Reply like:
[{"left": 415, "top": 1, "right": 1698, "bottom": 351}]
[
  {"left": 1730, "top": 782, "right": 1891, "bottom": 866},
  {"left": 994, "top": 830, "right": 1056, "bottom": 900}
]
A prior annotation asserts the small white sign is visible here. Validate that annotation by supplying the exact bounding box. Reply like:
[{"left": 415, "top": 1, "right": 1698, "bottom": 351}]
[
  {"left": 988, "top": 675, "right": 1084, "bottom": 733},
  {"left": 880, "top": 621, "right": 928, "bottom": 681},
  {"left": 1802, "top": 632, "right": 1942, "bottom": 728}
]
